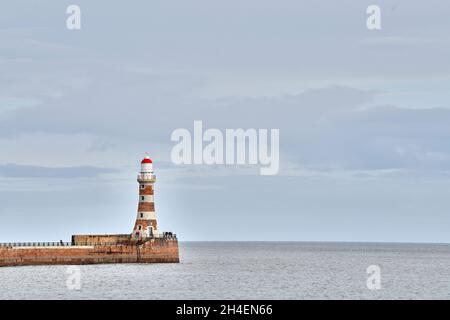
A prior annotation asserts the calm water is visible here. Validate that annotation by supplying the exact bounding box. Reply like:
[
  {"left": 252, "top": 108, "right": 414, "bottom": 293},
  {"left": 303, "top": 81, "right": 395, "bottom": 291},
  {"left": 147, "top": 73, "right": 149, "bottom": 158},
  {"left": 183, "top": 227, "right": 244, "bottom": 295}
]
[{"left": 0, "top": 242, "right": 449, "bottom": 299}]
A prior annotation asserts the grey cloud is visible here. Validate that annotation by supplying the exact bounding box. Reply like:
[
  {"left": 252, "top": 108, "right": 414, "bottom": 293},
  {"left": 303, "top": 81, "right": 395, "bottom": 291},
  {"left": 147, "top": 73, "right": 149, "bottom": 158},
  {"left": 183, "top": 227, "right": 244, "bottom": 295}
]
[
  {"left": 0, "top": 82, "right": 372, "bottom": 138},
  {"left": 0, "top": 164, "right": 117, "bottom": 178},
  {"left": 1, "top": 1, "right": 450, "bottom": 85},
  {"left": 313, "top": 105, "right": 450, "bottom": 171},
  {"left": 360, "top": 36, "right": 440, "bottom": 47},
  {"left": 2, "top": 79, "right": 450, "bottom": 175}
]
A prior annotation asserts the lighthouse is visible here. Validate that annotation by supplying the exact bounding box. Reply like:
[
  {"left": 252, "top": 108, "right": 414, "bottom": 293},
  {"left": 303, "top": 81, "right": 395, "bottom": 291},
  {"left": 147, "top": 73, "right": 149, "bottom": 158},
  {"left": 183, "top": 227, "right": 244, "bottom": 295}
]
[{"left": 133, "top": 156, "right": 159, "bottom": 238}]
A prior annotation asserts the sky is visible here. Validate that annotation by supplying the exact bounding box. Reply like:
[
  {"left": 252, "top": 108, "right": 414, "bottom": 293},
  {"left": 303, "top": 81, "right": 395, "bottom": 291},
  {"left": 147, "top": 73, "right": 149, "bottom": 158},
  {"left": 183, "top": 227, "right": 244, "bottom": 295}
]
[{"left": 1, "top": 0, "right": 450, "bottom": 242}]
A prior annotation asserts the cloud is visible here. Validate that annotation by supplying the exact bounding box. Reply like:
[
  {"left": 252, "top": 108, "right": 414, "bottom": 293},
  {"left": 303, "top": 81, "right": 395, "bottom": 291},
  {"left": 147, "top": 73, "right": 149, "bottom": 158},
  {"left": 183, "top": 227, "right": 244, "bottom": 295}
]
[
  {"left": 2, "top": 80, "right": 450, "bottom": 177},
  {"left": 0, "top": 164, "right": 117, "bottom": 178},
  {"left": 360, "top": 36, "right": 439, "bottom": 47},
  {"left": 316, "top": 105, "right": 450, "bottom": 171},
  {"left": 0, "top": 1, "right": 449, "bottom": 178}
]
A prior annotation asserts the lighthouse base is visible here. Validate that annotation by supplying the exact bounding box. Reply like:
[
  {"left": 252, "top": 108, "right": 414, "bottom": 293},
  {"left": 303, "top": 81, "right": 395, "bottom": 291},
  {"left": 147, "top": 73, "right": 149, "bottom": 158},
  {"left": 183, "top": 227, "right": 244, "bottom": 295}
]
[{"left": 0, "top": 238, "right": 179, "bottom": 267}]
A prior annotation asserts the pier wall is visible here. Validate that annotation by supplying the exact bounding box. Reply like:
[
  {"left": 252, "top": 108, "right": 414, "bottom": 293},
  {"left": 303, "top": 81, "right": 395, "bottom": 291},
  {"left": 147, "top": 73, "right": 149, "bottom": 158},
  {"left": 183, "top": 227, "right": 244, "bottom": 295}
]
[
  {"left": 0, "top": 238, "right": 179, "bottom": 267},
  {"left": 71, "top": 234, "right": 131, "bottom": 245}
]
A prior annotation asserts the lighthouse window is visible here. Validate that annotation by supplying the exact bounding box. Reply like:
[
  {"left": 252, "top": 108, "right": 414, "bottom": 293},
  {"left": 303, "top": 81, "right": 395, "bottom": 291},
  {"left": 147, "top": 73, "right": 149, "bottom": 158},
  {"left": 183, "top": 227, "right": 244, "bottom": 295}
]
[
  {"left": 141, "top": 196, "right": 145, "bottom": 201},
  {"left": 140, "top": 185, "right": 145, "bottom": 189},
  {"left": 138, "top": 225, "right": 142, "bottom": 230},
  {"left": 140, "top": 213, "right": 144, "bottom": 218}
]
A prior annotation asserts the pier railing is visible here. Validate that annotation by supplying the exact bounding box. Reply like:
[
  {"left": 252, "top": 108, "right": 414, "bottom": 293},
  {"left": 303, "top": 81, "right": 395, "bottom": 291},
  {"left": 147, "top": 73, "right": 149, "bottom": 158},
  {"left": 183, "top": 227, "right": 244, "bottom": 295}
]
[
  {"left": 0, "top": 232, "right": 177, "bottom": 248},
  {"left": 0, "top": 242, "right": 75, "bottom": 248}
]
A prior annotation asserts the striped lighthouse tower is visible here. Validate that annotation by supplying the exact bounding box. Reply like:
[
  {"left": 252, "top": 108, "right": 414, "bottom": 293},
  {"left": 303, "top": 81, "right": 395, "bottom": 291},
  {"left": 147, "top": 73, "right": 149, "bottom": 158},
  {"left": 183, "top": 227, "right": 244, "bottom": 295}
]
[{"left": 133, "top": 156, "right": 158, "bottom": 239}]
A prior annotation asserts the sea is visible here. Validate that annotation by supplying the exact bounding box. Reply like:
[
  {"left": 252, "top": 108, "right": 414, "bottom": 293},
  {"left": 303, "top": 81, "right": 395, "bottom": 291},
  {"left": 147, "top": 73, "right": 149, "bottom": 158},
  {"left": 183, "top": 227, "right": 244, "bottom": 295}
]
[{"left": 0, "top": 242, "right": 449, "bottom": 300}]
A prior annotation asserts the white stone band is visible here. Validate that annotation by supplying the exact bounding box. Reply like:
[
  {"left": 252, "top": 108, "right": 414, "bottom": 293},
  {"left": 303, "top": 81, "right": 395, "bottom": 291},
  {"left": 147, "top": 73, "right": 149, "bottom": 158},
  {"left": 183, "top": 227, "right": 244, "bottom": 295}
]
[
  {"left": 139, "top": 195, "right": 154, "bottom": 202},
  {"left": 137, "top": 212, "right": 156, "bottom": 220}
]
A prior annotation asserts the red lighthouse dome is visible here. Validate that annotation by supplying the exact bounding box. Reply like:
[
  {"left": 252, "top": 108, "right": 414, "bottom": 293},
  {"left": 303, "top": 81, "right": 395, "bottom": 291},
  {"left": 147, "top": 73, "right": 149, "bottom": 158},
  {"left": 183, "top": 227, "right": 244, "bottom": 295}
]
[{"left": 141, "top": 156, "right": 153, "bottom": 164}]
